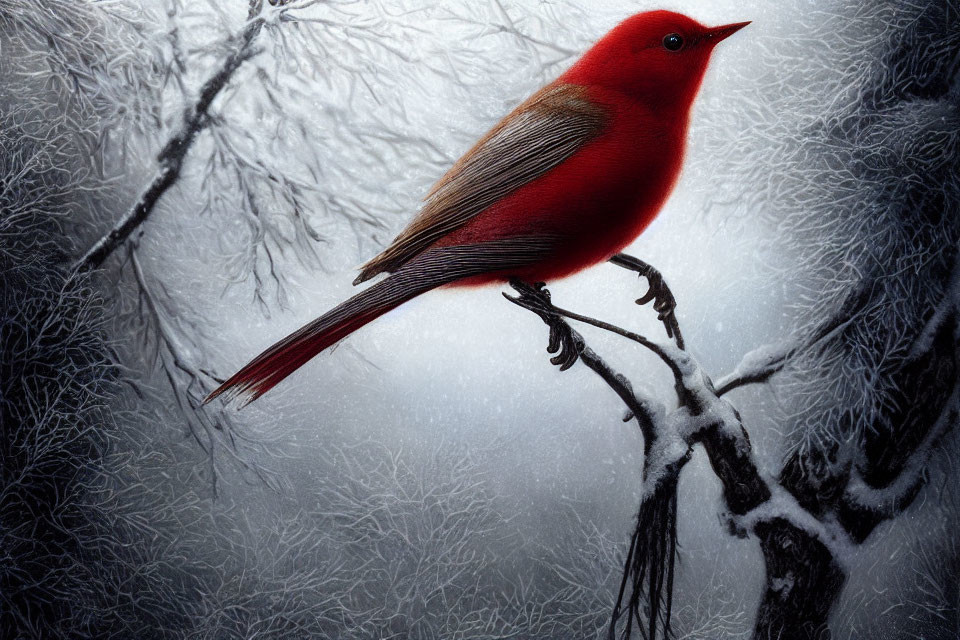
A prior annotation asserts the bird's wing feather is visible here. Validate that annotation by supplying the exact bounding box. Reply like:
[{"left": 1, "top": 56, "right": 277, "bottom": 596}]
[
  {"left": 354, "top": 83, "right": 608, "bottom": 284},
  {"left": 206, "top": 237, "right": 559, "bottom": 405}
]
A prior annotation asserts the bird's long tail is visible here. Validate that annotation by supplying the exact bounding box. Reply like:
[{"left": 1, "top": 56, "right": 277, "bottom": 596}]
[{"left": 205, "top": 238, "right": 555, "bottom": 406}]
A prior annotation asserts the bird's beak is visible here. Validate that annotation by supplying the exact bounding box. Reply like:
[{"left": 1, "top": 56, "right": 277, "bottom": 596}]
[{"left": 703, "top": 21, "right": 751, "bottom": 45}]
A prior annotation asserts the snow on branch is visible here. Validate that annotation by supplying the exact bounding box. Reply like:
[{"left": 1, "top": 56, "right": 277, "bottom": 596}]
[
  {"left": 507, "top": 261, "right": 957, "bottom": 638},
  {"left": 715, "top": 277, "right": 875, "bottom": 396}
]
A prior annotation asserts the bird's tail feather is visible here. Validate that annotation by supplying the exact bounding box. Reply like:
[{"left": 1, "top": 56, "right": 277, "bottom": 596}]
[
  {"left": 205, "top": 238, "right": 556, "bottom": 406},
  {"left": 205, "top": 262, "right": 443, "bottom": 406}
]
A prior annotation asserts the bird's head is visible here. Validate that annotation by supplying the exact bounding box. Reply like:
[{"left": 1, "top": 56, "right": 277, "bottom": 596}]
[{"left": 563, "top": 11, "right": 750, "bottom": 112}]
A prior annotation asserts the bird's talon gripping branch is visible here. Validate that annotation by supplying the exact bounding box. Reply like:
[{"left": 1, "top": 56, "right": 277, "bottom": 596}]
[
  {"left": 504, "top": 279, "right": 582, "bottom": 370},
  {"left": 609, "top": 253, "right": 684, "bottom": 349}
]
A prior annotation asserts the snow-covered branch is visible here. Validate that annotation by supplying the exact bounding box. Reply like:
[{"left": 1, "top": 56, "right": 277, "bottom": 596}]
[
  {"left": 715, "top": 277, "right": 874, "bottom": 397},
  {"left": 510, "top": 259, "right": 957, "bottom": 639}
]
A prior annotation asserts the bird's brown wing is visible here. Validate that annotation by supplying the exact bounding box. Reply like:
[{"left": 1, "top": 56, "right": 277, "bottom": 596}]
[{"left": 353, "top": 83, "right": 608, "bottom": 284}]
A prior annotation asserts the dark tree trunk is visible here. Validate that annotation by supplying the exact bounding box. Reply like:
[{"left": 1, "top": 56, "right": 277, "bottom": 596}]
[{"left": 753, "top": 519, "right": 845, "bottom": 640}]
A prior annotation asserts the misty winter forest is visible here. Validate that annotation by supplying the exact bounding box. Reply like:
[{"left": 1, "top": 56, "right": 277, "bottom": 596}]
[{"left": 1, "top": 0, "right": 958, "bottom": 638}]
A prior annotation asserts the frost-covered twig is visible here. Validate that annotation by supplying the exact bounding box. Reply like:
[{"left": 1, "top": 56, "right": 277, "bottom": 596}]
[
  {"left": 515, "top": 245, "right": 960, "bottom": 639},
  {"left": 73, "top": 0, "right": 269, "bottom": 273},
  {"left": 715, "top": 277, "right": 874, "bottom": 396},
  {"left": 125, "top": 243, "right": 285, "bottom": 494}
]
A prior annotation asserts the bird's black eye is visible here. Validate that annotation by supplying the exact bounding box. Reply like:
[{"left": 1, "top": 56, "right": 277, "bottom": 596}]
[{"left": 662, "top": 33, "right": 684, "bottom": 51}]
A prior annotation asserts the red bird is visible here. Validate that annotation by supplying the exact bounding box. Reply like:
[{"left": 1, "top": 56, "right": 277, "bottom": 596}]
[{"left": 207, "top": 11, "right": 749, "bottom": 405}]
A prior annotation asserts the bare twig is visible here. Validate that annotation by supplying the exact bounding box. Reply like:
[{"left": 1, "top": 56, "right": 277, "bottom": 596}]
[{"left": 503, "top": 279, "right": 665, "bottom": 446}]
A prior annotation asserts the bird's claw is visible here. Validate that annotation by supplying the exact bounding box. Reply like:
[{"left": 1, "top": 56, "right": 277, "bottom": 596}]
[
  {"left": 608, "top": 254, "right": 683, "bottom": 348},
  {"left": 635, "top": 268, "right": 681, "bottom": 345},
  {"left": 504, "top": 279, "right": 582, "bottom": 370}
]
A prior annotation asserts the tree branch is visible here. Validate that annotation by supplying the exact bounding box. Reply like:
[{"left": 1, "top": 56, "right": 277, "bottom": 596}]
[
  {"left": 715, "top": 277, "right": 874, "bottom": 396},
  {"left": 503, "top": 280, "right": 664, "bottom": 446},
  {"left": 125, "top": 241, "right": 285, "bottom": 494},
  {"left": 72, "top": 1, "right": 267, "bottom": 273},
  {"left": 508, "top": 274, "right": 877, "bottom": 640}
]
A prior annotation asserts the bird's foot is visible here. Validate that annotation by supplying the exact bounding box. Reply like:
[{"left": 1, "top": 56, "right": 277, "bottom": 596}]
[
  {"left": 609, "top": 254, "right": 684, "bottom": 349},
  {"left": 504, "top": 279, "right": 583, "bottom": 370}
]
